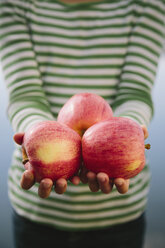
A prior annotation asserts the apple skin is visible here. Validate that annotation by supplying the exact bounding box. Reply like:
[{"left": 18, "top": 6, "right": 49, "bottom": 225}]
[
  {"left": 22, "top": 121, "right": 82, "bottom": 182},
  {"left": 57, "top": 93, "right": 113, "bottom": 137},
  {"left": 82, "top": 117, "right": 145, "bottom": 179}
]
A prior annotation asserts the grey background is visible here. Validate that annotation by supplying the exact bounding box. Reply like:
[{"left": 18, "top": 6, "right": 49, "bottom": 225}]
[{"left": 0, "top": 54, "right": 165, "bottom": 248}]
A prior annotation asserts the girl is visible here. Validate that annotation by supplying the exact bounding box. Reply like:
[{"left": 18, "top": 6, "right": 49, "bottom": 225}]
[{"left": 0, "top": 0, "right": 164, "bottom": 247}]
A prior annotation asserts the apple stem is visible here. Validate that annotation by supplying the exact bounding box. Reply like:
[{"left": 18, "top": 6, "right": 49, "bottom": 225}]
[
  {"left": 22, "top": 146, "right": 29, "bottom": 164},
  {"left": 22, "top": 159, "right": 29, "bottom": 165},
  {"left": 145, "top": 144, "right": 151, "bottom": 150}
]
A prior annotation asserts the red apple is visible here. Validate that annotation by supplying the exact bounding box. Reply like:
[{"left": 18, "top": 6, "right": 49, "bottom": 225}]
[
  {"left": 57, "top": 93, "right": 113, "bottom": 137},
  {"left": 22, "top": 121, "right": 81, "bottom": 182},
  {"left": 82, "top": 117, "right": 146, "bottom": 179}
]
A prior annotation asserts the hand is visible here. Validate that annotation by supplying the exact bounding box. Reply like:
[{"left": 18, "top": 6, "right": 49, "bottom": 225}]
[
  {"left": 79, "top": 124, "right": 149, "bottom": 194},
  {"left": 79, "top": 167, "right": 130, "bottom": 194},
  {"left": 13, "top": 133, "right": 80, "bottom": 198}
]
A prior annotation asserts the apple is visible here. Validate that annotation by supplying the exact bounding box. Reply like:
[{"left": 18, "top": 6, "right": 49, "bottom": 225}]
[
  {"left": 57, "top": 93, "right": 113, "bottom": 137},
  {"left": 22, "top": 121, "right": 81, "bottom": 182},
  {"left": 82, "top": 117, "right": 147, "bottom": 179}
]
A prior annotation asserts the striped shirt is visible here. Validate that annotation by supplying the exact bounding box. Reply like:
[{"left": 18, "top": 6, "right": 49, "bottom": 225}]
[{"left": 0, "top": 0, "right": 164, "bottom": 231}]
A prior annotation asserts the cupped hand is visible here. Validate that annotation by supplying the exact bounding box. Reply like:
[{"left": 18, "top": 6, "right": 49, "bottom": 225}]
[
  {"left": 13, "top": 133, "right": 80, "bottom": 199},
  {"left": 79, "top": 167, "right": 130, "bottom": 194},
  {"left": 79, "top": 124, "right": 149, "bottom": 194}
]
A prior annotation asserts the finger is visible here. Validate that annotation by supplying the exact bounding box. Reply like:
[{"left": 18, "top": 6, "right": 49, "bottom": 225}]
[
  {"left": 55, "top": 178, "right": 67, "bottom": 194},
  {"left": 38, "top": 178, "right": 53, "bottom": 198},
  {"left": 87, "top": 171, "right": 99, "bottom": 192},
  {"left": 97, "top": 172, "right": 113, "bottom": 194},
  {"left": 79, "top": 166, "right": 88, "bottom": 184},
  {"left": 114, "top": 178, "right": 130, "bottom": 194},
  {"left": 141, "top": 125, "right": 149, "bottom": 140},
  {"left": 20, "top": 170, "right": 35, "bottom": 190},
  {"left": 70, "top": 176, "right": 80, "bottom": 185},
  {"left": 13, "top": 133, "right": 24, "bottom": 145},
  {"left": 23, "top": 161, "right": 31, "bottom": 170}
]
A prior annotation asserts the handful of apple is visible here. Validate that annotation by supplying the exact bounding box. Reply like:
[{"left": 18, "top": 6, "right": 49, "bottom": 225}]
[{"left": 14, "top": 92, "right": 150, "bottom": 197}]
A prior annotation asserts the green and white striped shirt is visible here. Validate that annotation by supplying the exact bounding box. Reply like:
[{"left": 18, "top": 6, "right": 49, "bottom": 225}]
[{"left": 0, "top": 0, "right": 165, "bottom": 231}]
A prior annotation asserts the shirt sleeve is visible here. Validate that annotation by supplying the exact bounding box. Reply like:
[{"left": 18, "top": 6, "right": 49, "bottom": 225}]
[
  {"left": 0, "top": 0, "right": 55, "bottom": 133},
  {"left": 111, "top": 0, "right": 165, "bottom": 127}
]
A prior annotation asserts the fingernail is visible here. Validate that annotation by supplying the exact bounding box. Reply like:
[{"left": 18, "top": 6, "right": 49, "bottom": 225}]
[
  {"left": 100, "top": 177, "right": 106, "bottom": 183},
  {"left": 43, "top": 182, "right": 51, "bottom": 189},
  {"left": 74, "top": 179, "right": 80, "bottom": 185},
  {"left": 59, "top": 182, "right": 66, "bottom": 188},
  {"left": 24, "top": 172, "right": 33, "bottom": 180},
  {"left": 117, "top": 180, "right": 123, "bottom": 186}
]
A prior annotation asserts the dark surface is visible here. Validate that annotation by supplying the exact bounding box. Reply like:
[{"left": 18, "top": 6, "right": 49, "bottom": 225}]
[
  {"left": 0, "top": 55, "right": 165, "bottom": 248},
  {"left": 12, "top": 211, "right": 145, "bottom": 248}
]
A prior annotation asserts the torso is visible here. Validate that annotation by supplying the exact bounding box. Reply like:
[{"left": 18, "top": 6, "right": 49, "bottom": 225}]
[{"left": 2, "top": 0, "right": 163, "bottom": 231}]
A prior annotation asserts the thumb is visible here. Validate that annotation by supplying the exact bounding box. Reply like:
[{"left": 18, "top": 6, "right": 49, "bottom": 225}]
[
  {"left": 13, "top": 132, "right": 25, "bottom": 145},
  {"left": 141, "top": 125, "right": 148, "bottom": 140}
]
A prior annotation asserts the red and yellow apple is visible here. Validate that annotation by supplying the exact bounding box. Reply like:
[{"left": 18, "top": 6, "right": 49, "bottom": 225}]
[
  {"left": 22, "top": 121, "right": 81, "bottom": 182},
  {"left": 82, "top": 117, "right": 146, "bottom": 179},
  {"left": 57, "top": 93, "right": 113, "bottom": 137}
]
